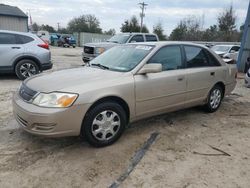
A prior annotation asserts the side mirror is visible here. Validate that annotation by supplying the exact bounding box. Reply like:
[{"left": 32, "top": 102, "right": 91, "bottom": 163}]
[
  {"left": 230, "top": 50, "right": 236, "bottom": 53},
  {"left": 130, "top": 40, "right": 137, "bottom": 43},
  {"left": 137, "top": 64, "right": 162, "bottom": 74}
]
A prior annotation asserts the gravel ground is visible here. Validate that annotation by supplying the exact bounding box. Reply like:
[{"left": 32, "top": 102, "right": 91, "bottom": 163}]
[{"left": 0, "top": 46, "right": 249, "bottom": 188}]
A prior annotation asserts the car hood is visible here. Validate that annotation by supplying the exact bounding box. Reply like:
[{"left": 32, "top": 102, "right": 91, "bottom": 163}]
[
  {"left": 24, "top": 67, "right": 125, "bottom": 93},
  {"left": 84, "top": 42, "right": 118, "bottom": 49}
]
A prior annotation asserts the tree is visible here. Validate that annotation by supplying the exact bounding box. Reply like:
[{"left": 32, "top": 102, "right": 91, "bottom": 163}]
[
  {"left": 31, "top": 22, "right": 39, "bottom": 31},
  {"left": 121, "top": 16, "right": 149, "bottom": 33},
  {"left": 169, "top": 16, "right": 205, "bottom": 41},
  {"left": 40, "top": 24, "right": 56, "bottom": 33},
  {"left": 217, "top": 5, "right": 237, "bottom": 41},
  {"left": 104, "top": 29, "right": 116, "bottom": 35},
  {"left": 153, "top": 22, "right": 167, "bottom": 40},
  {"left": 67, "top": 14, "right": 102, "bottom": 33},
  {"left": 58, "top": 28, "right": 70, "bottom": 34}
]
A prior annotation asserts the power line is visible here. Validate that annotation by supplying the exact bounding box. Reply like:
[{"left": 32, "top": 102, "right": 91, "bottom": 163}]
[{"left": 139, "top": 2, "right": 148, "bottom": 33}]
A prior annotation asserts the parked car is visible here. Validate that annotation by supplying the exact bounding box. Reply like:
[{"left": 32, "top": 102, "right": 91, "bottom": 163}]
[
  {"left": 37, "top": 30, "right": 50, "bottom": 44},
  {"left": 211, "top": 45, "right": 240, "bottom": 61},
  {"left": 57, "top": 35, "right": 76, "bottom": 48},
  {"left": 0, "top": 30, "right": 52, "bottom": 80},
  {"left": 13, "top": 42, "right": 237, "bottom": 147},
  {"left": 49, "top": 33, "right": 59, "bottom": 46},
  {"left": 245, "top": 68, "right": 250, "bottom": 87},
  {"left": 82, "top": 33, "right": 159, "bottom": 62}
]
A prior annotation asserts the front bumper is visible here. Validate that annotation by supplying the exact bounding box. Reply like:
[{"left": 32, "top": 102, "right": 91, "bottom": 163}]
[
  {"left": 12, "top": 92, "right": 87, "bottom": 137},
  {"left": 82, "top": 52, "right": 97, "bottom": 62}
]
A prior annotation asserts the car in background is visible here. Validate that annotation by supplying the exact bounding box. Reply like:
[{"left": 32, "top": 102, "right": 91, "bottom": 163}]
[
  {"left": 245, "top": 68, "right": 250, "bottom": 87},
  {"left": 57, "top": 35, "right": 76, "bottom": 48},
  {"left": 0, "top": 30, "right": 52, "bottom": 80},
  {"left": 37, "top": 30, "right": 50, "bottom": 44},
  {"left": 211, "top": 45, "right": 240, "bottom": 61},
  {"left": 49, "top": 33, "right": 59, "bottom": 46},
  {"left": 82, "top": 33, "right": 159, "bottom": 62},
  {"left": 13, "top": 42, "right": 237, "bottom": 147}
]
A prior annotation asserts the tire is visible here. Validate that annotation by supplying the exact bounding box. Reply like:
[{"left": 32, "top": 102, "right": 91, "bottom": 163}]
[
  {"left": 15, "top": 59, "right": 39, "bottom": 80},
  {"left": 82, "top": 102, "right": 127, "bottom": 147},
  {"left": 204, "top": 85, "right": 223, "bottom": 113}
]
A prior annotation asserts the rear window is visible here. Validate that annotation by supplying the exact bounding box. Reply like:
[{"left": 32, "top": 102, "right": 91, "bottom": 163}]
[
  {"left": 0, "top": 33, "right": 16, "bottom": 44},
  {"left": 130, "top": 35, "right": 144, "bottom": 42},
  {"left": 145, "top": 35, "right": 157, "bottom": 42},
  {"left": 16, "top": 34, "right": 34, "bottom": 44}
]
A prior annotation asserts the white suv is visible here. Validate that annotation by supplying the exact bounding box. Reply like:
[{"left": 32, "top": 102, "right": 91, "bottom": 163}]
[{"left": 0, "top": 30, "right": 52, "bottom": 80}]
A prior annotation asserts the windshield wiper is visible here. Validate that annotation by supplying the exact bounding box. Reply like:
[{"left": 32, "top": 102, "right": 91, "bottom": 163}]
[{"left": 91, "top": 63, "right": 109, "bottom": 70}]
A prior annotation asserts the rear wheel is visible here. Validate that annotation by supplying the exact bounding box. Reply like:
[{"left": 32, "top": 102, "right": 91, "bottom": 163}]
[
  {"left": 15, "top": 59, "right": 39, "bottom": 80},
  {"left": 204, "top": 85, "right": 223, "bottom": 113},
  {"left": 82, "top": 102, "right": 126, "bottom": 147}
]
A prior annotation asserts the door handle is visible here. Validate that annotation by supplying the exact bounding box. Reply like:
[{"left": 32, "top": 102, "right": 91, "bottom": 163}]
[
  {"left": 11, "top": 47, "right": 21, "bottom": 49},
  {"left": 210, "top": 72, "right": 215, "bottom": 76},
  {"left": 177, "top": 77, "right": 184, "bottom": 81}
]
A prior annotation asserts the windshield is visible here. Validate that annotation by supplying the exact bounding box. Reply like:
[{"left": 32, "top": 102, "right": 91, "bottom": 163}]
[
  {"left": 211, "top": 45, "right": 231, "bottom": 52},
  {"left": 90, "top": 45, "right": 154, "bottom": 72},
  {"left": 107, "top": 34, "right": 131, "bottom": 44}
]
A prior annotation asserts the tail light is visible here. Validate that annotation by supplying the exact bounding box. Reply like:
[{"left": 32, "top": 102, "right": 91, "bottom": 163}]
[{"left": 38, "top": 39, "right": 49, "bottom": 50}]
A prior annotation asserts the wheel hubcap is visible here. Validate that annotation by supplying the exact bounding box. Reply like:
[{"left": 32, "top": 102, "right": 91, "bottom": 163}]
[
  {"left": 91, "top": 110, "right": 121, "bottom": 141},
  {"left": 20, "top": 63, "right": 37, "bottom": 78},
  {"left": 210, "top": 89, "right": 221, "bottom": 109}
]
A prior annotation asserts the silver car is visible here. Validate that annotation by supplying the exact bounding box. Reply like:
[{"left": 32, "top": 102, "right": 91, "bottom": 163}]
[
  {"left": 13, "top": 42, "right": 237, "bottom": 147},
  {"left": 0, "top": 30, "right": 52, "bottom": 80},
  {"left": 82, "top": 33, "right": 159, "bottom": 62},
  {"left": 245, "top": 68, "right": 250, "bottom": 87}
]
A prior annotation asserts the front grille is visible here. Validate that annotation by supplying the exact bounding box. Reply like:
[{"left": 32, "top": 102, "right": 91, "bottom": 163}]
[
  {"left": 84, "top": 46, "right": 94, "bottom": 54},
  {"left": 19, "top": 83, "right": 37, "bottom": 102}
]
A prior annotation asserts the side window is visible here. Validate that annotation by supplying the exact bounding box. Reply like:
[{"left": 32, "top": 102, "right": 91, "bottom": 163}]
[
  {"left": 184, "top": 46, "right": 209, "bottom": 68},
  {"left": 148, "top": 46, "right": 182, "bottom": 71},
  {"left": 205, "top": 50, "right": 221, "bottom": 66},
  {"left": 230, "top": 46, "right": 240, "bottom": 52},
  {"left": 16, "top": 35, "right": 34, "bottom": 44},
  {"left": 145, "top": 35, "right": 157, "bottom": 42},
  {"left": 0, "top": 33, "right": 16, "bottom": 44},
  {"left": 130, "top": 35, "right": 144, "bottom": 42}
]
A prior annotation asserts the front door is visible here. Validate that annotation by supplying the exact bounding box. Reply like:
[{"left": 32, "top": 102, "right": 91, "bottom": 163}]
[
  {"left": 134, "top": 45, "right": 187, "bottom": 118},
  {"left": 0, "top": 32, "right": 24, "bottom": 67}
]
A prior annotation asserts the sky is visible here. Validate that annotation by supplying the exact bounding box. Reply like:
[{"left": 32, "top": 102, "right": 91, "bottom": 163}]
[{"left": 2, "top": 0, "right": 249, "bottom": 35}]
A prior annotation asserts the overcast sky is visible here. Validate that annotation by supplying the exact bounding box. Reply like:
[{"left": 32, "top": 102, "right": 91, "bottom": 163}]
[{"left": 3, "top": 0, "right": 249, "bottom": 35}]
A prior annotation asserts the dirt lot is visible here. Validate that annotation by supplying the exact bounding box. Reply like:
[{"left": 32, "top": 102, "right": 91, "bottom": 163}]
[{"left": 0, "top": 47, "right": 249, "bottom": 188}]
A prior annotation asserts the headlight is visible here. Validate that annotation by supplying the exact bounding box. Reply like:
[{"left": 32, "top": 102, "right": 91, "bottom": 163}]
[
  {"left": 95, "top": 47, "right": 105, "bottom": 54},
  {"left": 32, "top": 92, "right": 78, "bottom": 108}
]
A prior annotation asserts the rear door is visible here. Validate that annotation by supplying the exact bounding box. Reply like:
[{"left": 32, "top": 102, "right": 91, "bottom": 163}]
[
  {"left": 0, "top": 33, "right": 24, "bottom": 67},
  {"left": 134, "top": 45, "right": 187, "bottom": 117},
  {"left": 184, "top": 45, "right": 225, "bottom": 105}
]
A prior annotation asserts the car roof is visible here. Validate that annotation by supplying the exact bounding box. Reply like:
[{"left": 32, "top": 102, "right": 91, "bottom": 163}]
[
  {"left": 127, "top": 41, "right": 208, "bottom": 48},
  {"left": 0, "top": 30, "right": 37, "bottom": 37},
  {"left": 212, "top": 44, "right": 240, "bottom": 47},
  {"left": 118, "top": 32, "right": 157, "bottom": 36}
]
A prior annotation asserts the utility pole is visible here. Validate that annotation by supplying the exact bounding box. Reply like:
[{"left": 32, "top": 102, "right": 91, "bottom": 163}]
[
  {"left": 57, "top": 22, "right": 60, "bottom": 31},
  {"left": 139, "top": 2, "right": 148, "bottom": 33}
]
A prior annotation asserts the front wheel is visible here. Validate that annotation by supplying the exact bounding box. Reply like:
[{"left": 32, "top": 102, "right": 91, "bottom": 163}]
[
  {"left": 204, "top": 85, "right": 223, "bottom": 113},
  {"left": 82, "top": 102, "right": 127, "bottom": 147},
  {"left": 15, "top": 59, "right": 39, "bottom": 80}
]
